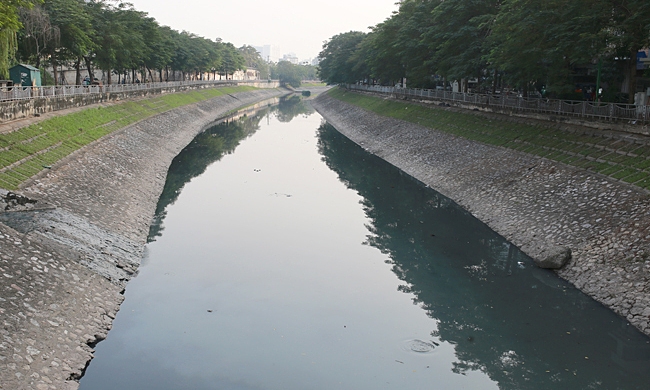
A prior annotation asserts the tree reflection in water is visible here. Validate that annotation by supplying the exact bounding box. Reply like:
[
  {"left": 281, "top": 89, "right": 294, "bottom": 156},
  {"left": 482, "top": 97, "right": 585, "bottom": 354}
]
[
  {"left": 148, "top": 95, "right": 313, "bottom": 242},
  {"left": 316, "top": 122, "right": 650, "bottom": 390},
  {"left": 144, "top": 101, "right": 650, "bottom": 389}
]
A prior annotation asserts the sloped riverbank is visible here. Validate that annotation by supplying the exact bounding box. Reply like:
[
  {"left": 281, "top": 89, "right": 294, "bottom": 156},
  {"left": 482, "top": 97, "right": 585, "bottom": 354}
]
[
  {"left": 0, "top": 88, "right": 284, "bottom": 390},
  {"left": 313, "top": 91, "right": 650, "bottom": 337}
]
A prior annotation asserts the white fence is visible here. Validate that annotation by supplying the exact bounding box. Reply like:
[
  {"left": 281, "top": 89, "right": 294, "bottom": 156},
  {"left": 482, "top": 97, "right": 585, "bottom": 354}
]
[
  {"left": 347, "top": 84, "right": 648, "bottom": 123},
  {"left": 0, "top": 80, "right": 278, "bottom": 101}
]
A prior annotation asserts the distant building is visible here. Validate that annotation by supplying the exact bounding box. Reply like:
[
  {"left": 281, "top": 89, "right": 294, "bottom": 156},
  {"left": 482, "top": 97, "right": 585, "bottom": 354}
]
[
  {"left": 253, "top": 45, "right": 281, "bottom": 62},
  {"left": 281, "top": 53, "right": 299, "bottom": 65}
]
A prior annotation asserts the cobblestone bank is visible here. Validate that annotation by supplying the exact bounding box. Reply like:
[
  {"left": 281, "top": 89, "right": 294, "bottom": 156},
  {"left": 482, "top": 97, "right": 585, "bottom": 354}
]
[
  {"left": 313, "top": 93, "right": 650, "bottom": 337},
  {"left": 0, "top": 88, "right": 284, "bottom": 389}
]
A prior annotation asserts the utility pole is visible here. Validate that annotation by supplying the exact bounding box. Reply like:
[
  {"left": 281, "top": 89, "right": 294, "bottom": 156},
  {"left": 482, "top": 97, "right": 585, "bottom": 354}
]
[{"left": 595, "top": 58, "right": 602, "bottom": 102}]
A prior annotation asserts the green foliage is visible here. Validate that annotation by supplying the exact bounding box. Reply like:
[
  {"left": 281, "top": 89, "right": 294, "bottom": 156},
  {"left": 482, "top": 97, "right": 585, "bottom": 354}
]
[
  {"left": 274, "top": 95, "right": 313, "bottom": 122},
  {"left": 41, "top": 0, "right": 93, "bottom": 72},
  {"left": 219, "top": 41, "right": 245, "bottom": 79},
  {"left": 239, "top": 45, "right": 269, "bottom": 79},
  {"left": 301, "top": 82, "right": 326, "bottom": 87},
  {"left": 269, "top": 62, "right": 317, "bottom": 87},
  {"left": 0, "top": 0, "right": 40, "bottom": 78},
  {"left": 319, "top": 0, "right": 650, "bottom": 100},
  {"left": 12, "top": 0, "right": 247, "bottom": 84},
  {"left": 318, "top": 31, "right": 367, "bottom": 84},
  {"left": 272, "top": 61, "right": 302, "bottom": 88},
  {"left": 0, "top": 85, "right": 258, "bottom": 190},
  {"left": 328, "top": 88, "right": 650, "bottom": 190}
]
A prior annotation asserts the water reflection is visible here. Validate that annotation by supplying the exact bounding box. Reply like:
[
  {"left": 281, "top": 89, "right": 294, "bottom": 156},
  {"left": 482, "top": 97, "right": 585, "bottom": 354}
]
[
  {"left": 148, "top": 95, "right": 312, "bottom": 241},
  {"left": 275, "top": 94, "right": 314, "bottom": 122},
  {"left": 316, "top": 123, "right": 650, "bottom": 389},
  {"left": 82, "top": 101, "right": 650, "bottom": 390}
]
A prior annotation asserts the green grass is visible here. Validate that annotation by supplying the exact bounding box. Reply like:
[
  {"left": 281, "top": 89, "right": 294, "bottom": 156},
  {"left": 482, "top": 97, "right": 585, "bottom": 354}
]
[
  {"left": 301, "top": 82, "right": 327, "bottom": 87},
  {"left": 328, "top": 87, "right": 650, "bottom": 190},
  {"left": 0, "top": 85, "right": 261, "bottom": 190}
]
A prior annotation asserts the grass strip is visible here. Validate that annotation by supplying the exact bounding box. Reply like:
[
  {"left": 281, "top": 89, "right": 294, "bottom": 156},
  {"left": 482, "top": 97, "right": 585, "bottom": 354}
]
[
  {"left": 0, "top": 86, "right": 261, "bottom": 190},
  {"left": 328, "top": 88, "right": 650, "bottom": 190}
]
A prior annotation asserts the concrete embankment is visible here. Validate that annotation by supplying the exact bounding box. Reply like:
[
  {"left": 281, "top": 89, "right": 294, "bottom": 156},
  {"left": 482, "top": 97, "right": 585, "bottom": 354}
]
[
  {"left": 0, "top": 88, "right": 284, "bottom": 390},
  {"left": 313, "top": 92, "right": 650, "bottom": 337}
]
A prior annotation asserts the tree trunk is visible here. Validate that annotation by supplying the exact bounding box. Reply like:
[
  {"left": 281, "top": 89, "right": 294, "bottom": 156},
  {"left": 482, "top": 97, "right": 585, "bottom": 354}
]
[
  {"left": 106, "top": 69, "right": 111, "bottom": 85},
  {"left": 492, "top": 69, "right": 497, "bottom": 94},
  {"left": 523, "top": 82, "right": 529, "bottom": 98},
  {"left": 74, "top": 58, "right": 81, "bottom": 85},
  {"left": 84, "top": 56, "right": 94, "bottom": 81},
  {"left": 628, "top": 49, "right": 637, "bottom": 104},
  {"left": 52, "top": 54, "right": 58, "bottom": 86}
]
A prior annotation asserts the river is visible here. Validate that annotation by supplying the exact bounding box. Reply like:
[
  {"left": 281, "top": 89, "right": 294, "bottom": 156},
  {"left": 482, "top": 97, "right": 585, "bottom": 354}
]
[{"left": 79, "top": 96, "right": 650, "bottom": 390}]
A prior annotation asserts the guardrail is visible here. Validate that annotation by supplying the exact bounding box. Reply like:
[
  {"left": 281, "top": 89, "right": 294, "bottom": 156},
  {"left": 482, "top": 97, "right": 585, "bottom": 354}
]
[
  {"left": 347, "top": 84, "right": 648, "bottom": 123},
  {"left": 0, "top": 79, "right": 276, "bottom": 101}
]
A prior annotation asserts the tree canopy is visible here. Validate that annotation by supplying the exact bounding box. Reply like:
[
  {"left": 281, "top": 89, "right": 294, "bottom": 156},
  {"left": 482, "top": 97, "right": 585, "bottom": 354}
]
[
  {"left": 318, "top": 0, "right": 650, "bottom": 102},
  {"left": 270, "top": 61, "right": 317, "bottom": 88},
  {"left": 10, "top": 0, "right": 248, "bottom": 84},
  {"left": 239, "top": 45, "right": 269, "bottom": 79},
  {"left": 1, "top": 0, "right": 40, "bottom": 78}
]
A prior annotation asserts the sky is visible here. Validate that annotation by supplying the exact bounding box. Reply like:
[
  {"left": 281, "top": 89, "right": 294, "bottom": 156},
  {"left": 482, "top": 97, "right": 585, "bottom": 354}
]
[{"left": 127, "top": 0, "right": 399, "bottom": 62}]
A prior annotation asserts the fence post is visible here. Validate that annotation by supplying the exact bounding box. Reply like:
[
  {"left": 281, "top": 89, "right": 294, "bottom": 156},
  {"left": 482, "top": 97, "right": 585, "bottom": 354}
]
[{"left": 609, "top": 103, "right": 614, "bottom": 120}]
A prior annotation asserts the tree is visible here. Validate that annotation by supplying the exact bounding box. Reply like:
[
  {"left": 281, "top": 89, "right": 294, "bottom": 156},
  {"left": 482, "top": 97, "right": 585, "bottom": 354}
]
[
  {"left": 0, "top": 0, "right": 39, "bottom": 78},
  {"left": 600, "top": 0, "right": 650, "bottom": 102},
  {"left": 363, "top": 21, "right": 405, "bottom": 85},
  {"left": 273, "top": 60, "right": 302, "bottom": 87},
  {"left": 488, "top": 0, "right": 608, "bottom": 97},
  {"left": 318, "top": 31, "right": 367, "bottom": 84},
  {"left": 42, "top": 0, "right": 93, "bottom": 85},
  {"left": 386, "top": 0, "right": 441, "bottom": 87},
  {"left": 428, "top": 0, "right": 496, "bottom": 91},
  {"left": 239, "top": 45, "right": 269, "bottom": 79},
  {"left": 17, "top": 5, "right": 60, "bottom": 69},
  {"left": 148, "top": 25, "right": 174, "bottom": 81},
  {"left": 220, "top": 42, "right": 244, "bottom": 79}
]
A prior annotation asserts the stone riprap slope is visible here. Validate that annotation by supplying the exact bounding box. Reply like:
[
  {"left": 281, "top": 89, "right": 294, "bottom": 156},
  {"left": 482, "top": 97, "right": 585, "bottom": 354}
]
[
  {"left": 0, "top": 88, "right": 284, "bottom": 390},
  {"left": 313, "top": 92, "right": 650, "bottom": 337}
]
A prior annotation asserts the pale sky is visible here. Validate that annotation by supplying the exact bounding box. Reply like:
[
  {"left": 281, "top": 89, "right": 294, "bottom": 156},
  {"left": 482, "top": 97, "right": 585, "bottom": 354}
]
[{"left": 127, "top": 0, "right": 399, "bottom": 62}]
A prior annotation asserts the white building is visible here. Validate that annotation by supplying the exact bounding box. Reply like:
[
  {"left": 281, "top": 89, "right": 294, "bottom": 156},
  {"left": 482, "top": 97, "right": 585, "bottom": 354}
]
[{"left": 281, "top": 53, "right": 299, "bottom": 65}]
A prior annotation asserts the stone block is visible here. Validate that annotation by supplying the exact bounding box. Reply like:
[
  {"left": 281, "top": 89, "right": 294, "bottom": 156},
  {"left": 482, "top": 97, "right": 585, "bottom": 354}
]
[{"left": 534, "top": 245, "right": 572, "bottom": 269}]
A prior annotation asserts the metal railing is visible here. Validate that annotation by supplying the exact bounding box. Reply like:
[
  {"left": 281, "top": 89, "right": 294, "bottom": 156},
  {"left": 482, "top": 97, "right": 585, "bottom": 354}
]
[
  {"left": 347, "top": 84, "right": 648, "bottom": 123},
  {"left": 0, "top": 79, "right": 277, "bottom": 102}
]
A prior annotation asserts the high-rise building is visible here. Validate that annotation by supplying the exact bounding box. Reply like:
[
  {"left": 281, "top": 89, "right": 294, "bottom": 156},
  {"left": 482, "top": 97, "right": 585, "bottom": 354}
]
[{"left": 253, "top": 45, "right": 281, "bottom": 62}]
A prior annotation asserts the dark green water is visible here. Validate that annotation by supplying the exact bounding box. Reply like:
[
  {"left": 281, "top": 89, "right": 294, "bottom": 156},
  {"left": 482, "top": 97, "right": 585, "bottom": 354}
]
[{"left": 80, "top": 97, "right": 650, "bottom": 390}]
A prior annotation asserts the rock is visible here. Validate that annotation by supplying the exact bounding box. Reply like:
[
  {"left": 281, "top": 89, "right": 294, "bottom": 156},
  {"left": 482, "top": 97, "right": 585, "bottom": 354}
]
[{"left": 534, "top": 246, "right": 572, "bottom": 269}]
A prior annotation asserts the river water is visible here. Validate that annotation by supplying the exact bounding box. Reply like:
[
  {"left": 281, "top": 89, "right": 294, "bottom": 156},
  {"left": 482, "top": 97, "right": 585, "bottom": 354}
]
[{"left": 80, "top": 97, "right": 650, "bottom": 390}]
